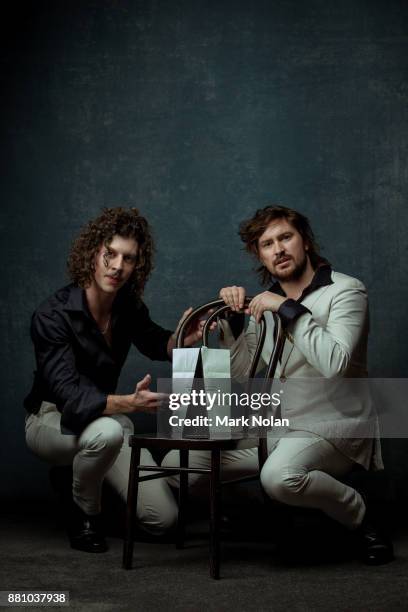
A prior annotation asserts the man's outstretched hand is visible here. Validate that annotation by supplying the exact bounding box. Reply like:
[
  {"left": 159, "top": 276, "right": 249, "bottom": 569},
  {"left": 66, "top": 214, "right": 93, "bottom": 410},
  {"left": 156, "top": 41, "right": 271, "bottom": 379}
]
[
  {"left": 129, "top": 374, "right": 168, "bottom": 413},
  {"left": 105, "top": 374, "right": 168, "bottom": 415}
]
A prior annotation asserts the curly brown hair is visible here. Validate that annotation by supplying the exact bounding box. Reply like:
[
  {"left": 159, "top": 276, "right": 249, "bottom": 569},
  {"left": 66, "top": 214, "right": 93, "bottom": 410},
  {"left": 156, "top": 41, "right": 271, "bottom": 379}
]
[
  {"left": 239, "top": 205, "right": 328, "bottom": 286},
  {"left": 67, "top": 207, "right": 154, "bottom": 297}
]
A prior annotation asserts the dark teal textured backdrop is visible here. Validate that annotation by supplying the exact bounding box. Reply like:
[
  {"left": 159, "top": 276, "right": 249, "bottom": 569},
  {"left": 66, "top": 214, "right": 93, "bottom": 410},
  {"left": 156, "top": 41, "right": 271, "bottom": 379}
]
[{"left": 1, "top": 0, "right": 407, "bottom": 499}]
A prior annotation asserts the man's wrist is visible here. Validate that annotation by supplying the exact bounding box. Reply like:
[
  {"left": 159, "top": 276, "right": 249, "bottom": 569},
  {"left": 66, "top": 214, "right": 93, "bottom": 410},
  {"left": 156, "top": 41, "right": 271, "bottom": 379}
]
[{"left": 104, "top": 394, "right": 133, "bottom": 415}]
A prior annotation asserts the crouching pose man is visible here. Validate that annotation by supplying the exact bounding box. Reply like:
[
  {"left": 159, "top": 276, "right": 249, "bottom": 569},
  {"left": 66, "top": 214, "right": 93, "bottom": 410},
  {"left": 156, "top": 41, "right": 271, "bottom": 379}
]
[
  {"left": 24, "top": 207, "right": 203, "bottom": 553},
  {"left": 216, "top": 204, "right": 393, "bottom": 565}
]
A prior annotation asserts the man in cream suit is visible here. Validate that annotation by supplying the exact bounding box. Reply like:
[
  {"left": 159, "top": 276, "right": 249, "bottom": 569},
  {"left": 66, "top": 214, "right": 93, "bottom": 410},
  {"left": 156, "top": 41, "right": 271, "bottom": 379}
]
[
  {"left": 216, "top": 204, "right": 392, "bottom": 564},
  {"left": 164, "top": 204, "right": 392, "bottom": 564}
]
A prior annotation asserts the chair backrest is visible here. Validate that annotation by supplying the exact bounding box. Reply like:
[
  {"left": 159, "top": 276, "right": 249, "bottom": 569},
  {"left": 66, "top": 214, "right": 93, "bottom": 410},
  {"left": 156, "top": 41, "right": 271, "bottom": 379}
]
[
  {"left": 175, "top": 297, "right": 285, "bottom": 389},
  {"left": 175, "top": 298, "right": 285, "bottom": 455}
]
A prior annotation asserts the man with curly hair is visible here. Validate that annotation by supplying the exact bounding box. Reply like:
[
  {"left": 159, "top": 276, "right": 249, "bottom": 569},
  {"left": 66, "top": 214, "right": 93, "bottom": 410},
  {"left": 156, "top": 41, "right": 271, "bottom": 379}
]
[{"left": 24, "top": 207, "right": 202, "bottom": 553}]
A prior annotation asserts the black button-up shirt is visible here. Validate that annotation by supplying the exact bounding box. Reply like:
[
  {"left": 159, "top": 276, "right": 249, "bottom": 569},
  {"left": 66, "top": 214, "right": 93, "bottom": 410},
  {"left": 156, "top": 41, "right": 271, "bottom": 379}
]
[
  {"left": 272, "top": 264, "right": 333, "bottom": 326},
  {"left": 24, "top": 284, "right": 172, "bottom": 434}
]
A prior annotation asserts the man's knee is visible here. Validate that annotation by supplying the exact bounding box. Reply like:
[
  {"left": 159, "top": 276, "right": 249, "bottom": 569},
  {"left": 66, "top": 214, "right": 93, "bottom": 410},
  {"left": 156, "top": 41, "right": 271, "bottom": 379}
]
[
  {"left": 109, "top": 413, "right": 134, "bottom": 437},
  {"left": 138, "top": 500, "right": 178, "bottom": 534},
  {"left": 79, "top": 417, "right": 124, "bottom": 454},
  {"left": 260, "top": 462, "right": 309, "bottom": 502},
  {"left": 161, "top": 450, "right": 211, "bottom": 490}
]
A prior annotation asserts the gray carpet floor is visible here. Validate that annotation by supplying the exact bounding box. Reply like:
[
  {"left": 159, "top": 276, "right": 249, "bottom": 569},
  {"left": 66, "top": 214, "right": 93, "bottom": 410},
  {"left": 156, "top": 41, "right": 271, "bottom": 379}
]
[{"left": 1, "top": 501, "right": 407, "bottom": 612}]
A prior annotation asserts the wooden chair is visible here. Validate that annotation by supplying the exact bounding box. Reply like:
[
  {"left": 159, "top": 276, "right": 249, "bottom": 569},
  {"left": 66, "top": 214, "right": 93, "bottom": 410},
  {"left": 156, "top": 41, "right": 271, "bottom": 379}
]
[{"left": 122, "top": 298, "right": 285, "bottom": 579}]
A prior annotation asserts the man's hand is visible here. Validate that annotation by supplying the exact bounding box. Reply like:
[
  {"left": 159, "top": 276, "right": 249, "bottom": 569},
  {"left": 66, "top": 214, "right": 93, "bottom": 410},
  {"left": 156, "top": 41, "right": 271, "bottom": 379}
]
[
  {"left": 247, "top": 292, "right": 286, "bottom": 323},
  {"left": 167, "top": 307, "right": 216, "bottom": 355},
  {"left": 219, "top": 286, "right": 247, "bottom": 312},
  {"left": 128, "top": 374, "right": 168, "bottom": 413},
  {"left": 105, "top": 374, "right": 168, "bottom": 415},
  {"left": 220, "top": 286, "right": 286, "bottom": 322}
]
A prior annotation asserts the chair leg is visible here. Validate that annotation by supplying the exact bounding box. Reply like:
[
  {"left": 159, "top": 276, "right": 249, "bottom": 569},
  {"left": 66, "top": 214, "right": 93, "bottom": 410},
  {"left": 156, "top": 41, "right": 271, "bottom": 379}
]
[
  {"left": 209, "top": 448, "right": 221, "bottom": 579},
  {"left": 176, "top": 449, "right": 189, "bottom": 549},
  {"left": 123, "top": 446, "right": 141, "bottom": 569}
]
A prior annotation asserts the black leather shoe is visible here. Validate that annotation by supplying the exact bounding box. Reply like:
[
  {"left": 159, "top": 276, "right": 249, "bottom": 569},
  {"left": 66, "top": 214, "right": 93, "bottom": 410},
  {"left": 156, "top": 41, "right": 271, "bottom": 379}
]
[
  {"left": 355, "top": 516, "right": 394, "bottom": 565},
  {"left": 68, "top": 505, "right": 108, "bottom": 554}
]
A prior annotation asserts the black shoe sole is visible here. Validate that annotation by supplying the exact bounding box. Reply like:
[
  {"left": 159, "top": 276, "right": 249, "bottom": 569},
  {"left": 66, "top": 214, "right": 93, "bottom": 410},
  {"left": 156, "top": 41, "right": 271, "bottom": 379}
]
[
  {"left": 362, "top": 548, "right": 395, "bottom": 565},
  {"left": 69, "top": 539, "right": 108, "bottom": 553}
]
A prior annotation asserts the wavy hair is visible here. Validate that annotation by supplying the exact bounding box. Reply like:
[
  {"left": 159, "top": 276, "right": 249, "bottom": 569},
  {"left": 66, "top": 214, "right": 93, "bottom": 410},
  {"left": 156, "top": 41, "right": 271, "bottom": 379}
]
[
  {"left": 67, "top": 207, "right": 154, "bottom": 297},
  {"left": 239, "top": 205, "right": 328, "bottom": 285}
]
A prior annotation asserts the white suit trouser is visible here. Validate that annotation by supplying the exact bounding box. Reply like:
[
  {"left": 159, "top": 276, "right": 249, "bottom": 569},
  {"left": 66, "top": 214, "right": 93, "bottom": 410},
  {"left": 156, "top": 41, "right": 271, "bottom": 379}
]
[
  {"left": 162, "top": 431, "right": 365, "bottom": 529},
  {"left": 25, "top": 403, "right": 178, "bottom": 534}
]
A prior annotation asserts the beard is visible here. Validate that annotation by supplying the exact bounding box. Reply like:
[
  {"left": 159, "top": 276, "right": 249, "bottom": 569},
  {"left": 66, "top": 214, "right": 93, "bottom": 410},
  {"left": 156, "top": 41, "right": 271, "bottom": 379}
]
[{"left": 271, "top": 253, "right": 308, "bottom": 282}]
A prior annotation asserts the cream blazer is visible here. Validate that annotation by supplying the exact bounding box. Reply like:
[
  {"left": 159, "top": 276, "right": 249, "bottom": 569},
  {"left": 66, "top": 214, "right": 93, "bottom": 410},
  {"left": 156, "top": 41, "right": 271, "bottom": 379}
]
[{"left": 220, "top": 271, "right": 383, "bottom": 470}]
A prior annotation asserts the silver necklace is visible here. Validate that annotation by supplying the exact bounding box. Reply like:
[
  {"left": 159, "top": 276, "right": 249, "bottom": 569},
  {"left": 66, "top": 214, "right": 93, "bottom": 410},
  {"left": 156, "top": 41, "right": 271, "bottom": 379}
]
[{"left": 100, "top": 316, "right": 111, "bottom": 335}]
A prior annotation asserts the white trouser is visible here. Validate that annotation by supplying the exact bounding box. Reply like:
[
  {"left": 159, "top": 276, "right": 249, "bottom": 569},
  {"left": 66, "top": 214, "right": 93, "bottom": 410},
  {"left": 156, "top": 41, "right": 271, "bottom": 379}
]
[
  {"left": 162, "top": 446, "right": 259, "bottom": 491},
  {"left": 25, "top": 402, "right": 178, "bottom": 534},
  {"left": 260, "top": 431, "right": 365, "bottom": 528},
  {"left": 162, "top": 431, "right": 365, "bottom": 529}
]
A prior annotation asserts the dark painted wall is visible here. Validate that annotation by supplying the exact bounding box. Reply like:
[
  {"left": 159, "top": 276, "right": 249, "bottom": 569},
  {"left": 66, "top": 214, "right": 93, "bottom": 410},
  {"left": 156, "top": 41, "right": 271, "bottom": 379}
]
[{"left": 1, "top": 0, "right": 407, "bottom": 499}]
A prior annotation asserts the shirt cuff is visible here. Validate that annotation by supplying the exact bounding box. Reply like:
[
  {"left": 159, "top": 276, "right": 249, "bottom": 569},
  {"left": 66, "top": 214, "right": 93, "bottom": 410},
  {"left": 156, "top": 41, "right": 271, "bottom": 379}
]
[{"left": 277, "top": 299, "right": 310, "bottom": 328}]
